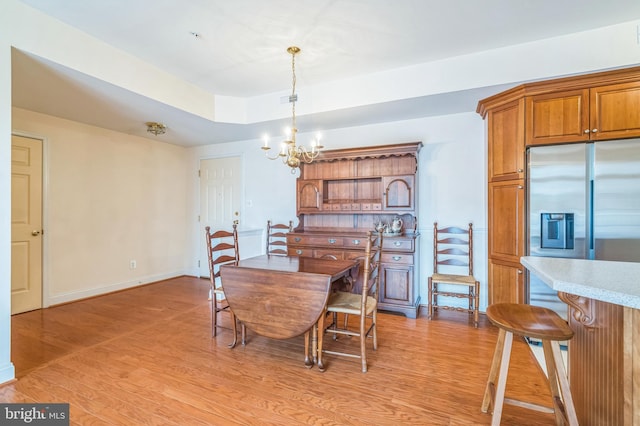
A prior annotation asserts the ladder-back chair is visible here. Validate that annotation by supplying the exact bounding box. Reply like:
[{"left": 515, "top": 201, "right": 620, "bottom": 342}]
[
  {"left": 205, "top": 224, "right": 245, "bottom": 347},
  {"left": 316, "top": 231, "right": 383, "bottom": 372},
  {"left": 266, "top": 220, "right": 293, "bottom": 255},
  {"left": 427, "top": 222, "right": 480, "bottom": 328}
]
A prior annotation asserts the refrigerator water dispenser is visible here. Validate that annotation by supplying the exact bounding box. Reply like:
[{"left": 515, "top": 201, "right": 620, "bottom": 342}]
[{"left": 541, "top": 213, "right": 574, "bottom": 249}]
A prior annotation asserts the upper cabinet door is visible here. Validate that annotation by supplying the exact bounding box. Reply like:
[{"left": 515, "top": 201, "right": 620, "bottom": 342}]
[
  {"left": 525, "top": 89, "right": 590, "bottom": 146},
  {"left": 296, "top": 179, "right": 322, "bottom": 213},
  {"left": 488, "top": 98, "right": 525, "bottom": 182},
  {"left": 382, "top": 175, "right": 415, "bottom": 211},
  {"left": 590, "top": 81, "right": 640, "bottom": 141}
]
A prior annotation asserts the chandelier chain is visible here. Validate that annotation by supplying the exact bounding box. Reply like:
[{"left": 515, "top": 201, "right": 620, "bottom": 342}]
[
  {"left": 260, "top": 46, "right": 323, "bottom": 173},
  {"left": 291, "top": 49, "right": 296, "bottom": 135}
]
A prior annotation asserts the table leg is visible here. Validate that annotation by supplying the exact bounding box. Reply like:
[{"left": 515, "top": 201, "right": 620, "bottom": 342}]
[
  {"left": 317, "top": 308, "right": 326, "bottom": 372},
  {"left": 304, "top": 330, "right": 313, "bottom": 368}
]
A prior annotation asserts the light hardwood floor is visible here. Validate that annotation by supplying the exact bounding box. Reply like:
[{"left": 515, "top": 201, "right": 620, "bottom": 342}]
[{"left": 2, "top": 276, "right": 556, "bottom": 425}]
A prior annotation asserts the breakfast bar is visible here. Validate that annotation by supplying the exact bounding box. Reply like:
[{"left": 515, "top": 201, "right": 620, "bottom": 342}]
[{"left": 520, "top": 256, "right": 640, "bottom": 425}]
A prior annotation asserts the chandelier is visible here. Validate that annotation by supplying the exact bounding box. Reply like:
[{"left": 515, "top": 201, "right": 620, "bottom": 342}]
[{"left": 261, "top": 46, "right": 323, "bottom": 173}]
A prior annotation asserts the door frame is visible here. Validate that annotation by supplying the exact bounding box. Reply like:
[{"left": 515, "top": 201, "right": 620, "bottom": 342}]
[{"left": 11, "top": 131, "right": 50, "bottom": 309}]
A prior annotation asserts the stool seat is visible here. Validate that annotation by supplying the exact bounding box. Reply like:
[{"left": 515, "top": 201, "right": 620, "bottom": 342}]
[
  {"left": 486, "top": 303, "right": 574, "bottom": 341},
  {"left": 482, "top": 303, "right": 578, "bottom": 425}
]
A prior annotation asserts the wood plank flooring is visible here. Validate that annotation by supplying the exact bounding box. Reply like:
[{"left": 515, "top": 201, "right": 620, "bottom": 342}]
[{"left": 3, "top": 276, "right": 557, "bottom": 425}]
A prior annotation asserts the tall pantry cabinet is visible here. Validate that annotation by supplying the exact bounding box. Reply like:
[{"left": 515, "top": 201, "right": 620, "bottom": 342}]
[{"left": 477, "top": 66, "right": 640, "bottom": 306}]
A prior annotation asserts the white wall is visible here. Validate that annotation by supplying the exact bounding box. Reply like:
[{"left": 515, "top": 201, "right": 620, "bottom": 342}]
[
  {"left": 187, "top": 112, "right": 488, "bottom": 310},
  {"left": 12, "top": 108, "right": 190, "bottom": 306}
]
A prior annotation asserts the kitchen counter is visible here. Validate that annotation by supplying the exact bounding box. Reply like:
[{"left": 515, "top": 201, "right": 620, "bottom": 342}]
[
  {"left": 520, "top": 256, "right": 640, "bottom": 426},
  {"left": 520, "top": 256, "right": 640, "bottom": 309}
]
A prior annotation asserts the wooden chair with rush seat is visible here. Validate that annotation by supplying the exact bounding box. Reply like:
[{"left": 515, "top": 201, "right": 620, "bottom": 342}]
[
  {"left": 316, "top": 231, "right": 383, "bottom": 372},
  {"left": 205, "top": 223, "right": 245, "bottom": 348},
  {"left": 427, "top": 222, "right": 480, "bottom": 327}
]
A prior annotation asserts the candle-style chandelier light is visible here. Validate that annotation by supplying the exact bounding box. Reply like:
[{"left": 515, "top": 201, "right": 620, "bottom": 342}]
[{"left": 261, "top": 46, "right": 323, "bottom": 173}]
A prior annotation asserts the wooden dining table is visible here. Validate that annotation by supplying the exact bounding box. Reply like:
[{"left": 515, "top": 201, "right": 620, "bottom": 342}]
[{"left": 220, "top": 255, "right": 358, "bottom": 367}]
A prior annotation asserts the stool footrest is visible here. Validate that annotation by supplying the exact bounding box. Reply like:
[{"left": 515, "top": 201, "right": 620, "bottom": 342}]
[{"left": 503, "top": 397, "right": 555, "bottom": 414}]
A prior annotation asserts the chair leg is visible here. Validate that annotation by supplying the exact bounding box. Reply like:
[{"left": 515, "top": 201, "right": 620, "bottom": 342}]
[
  {"left": 360, "top": 311, "right": 367, "bottom": 373},
  {"left": 489, "top": 330, "right": 513, "bottom": 426},
  {"left": 543, "top": 340, "right": 579, "bottom": 426},
  {"left": 427, "top": 277, "right": 434, "bottom": 320},
  {"left": 482, "top": 328, "right": 506, "bottom": 413},
  {"left": 211, "top": 293, "right": 218, "bottom": 337},
  {"left": 372, "top": 309, "right": 378, "bottom": 350},
  {"left": 474, "top": 282, "right": 480, "bottom": 328}
]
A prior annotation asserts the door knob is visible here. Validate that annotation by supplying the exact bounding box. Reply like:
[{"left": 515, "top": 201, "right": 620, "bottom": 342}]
[{"left": 31, "top": 230, "right": 41, "bottom": 236}]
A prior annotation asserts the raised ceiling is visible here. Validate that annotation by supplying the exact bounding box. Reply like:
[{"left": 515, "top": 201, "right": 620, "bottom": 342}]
[{"left": 12, "top": 0, "right": 640, "bottom": 146}]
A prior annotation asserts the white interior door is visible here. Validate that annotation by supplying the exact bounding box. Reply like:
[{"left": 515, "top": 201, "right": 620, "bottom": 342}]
[
  {"left": 11, "top": 134, "right": 43, "bottom": 314},
  {"left": 199, "top": 156, "right": 242, "bottom": 277}
]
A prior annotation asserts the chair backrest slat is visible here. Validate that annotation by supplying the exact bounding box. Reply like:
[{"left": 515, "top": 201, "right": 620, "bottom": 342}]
[
  {"left": 432, "top": 222, "right": 474, "bottom": 276},
  {"left": 266, "top": 220, "right": 293, "bottom": 256},
  {"left": 205, "top": 224, "right": 240, "bottom": 286}
]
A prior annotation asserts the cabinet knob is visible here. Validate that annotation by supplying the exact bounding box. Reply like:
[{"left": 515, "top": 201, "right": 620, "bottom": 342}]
[
  {"left": 352, "top": 239, "right": 360, "bottom": 245},
  {"left": 517, "top": 169, "right": 523, "bottom": 173},
  {"left": 392, "top": 256, "right": 401, "bottom": 261},
  {"left": 517, "top": 269, "right": 523, "bottom": 274},
  {"left": 296, "top": 249, "right": 303, "bottom": 255},
  {"left": 294, "top": 237, "right": 301, "bottom": 242},
  {"left": 584, "top": 129, "right": 590, "bottom": 134},
  {"left": 328, "top": 238, "right": 337, "bottom": 244},
  {"left": 518, "top": 185, "right": 524, "bottom": 189},
  {"left": 394, "top": 241, "right": 402, "bottom": 247},
  {"left": 592, "top": 128, "right": 598, "bottom": 133}
]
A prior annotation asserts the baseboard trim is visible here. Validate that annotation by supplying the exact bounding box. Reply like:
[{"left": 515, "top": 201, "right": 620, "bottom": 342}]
[
  {"left": 0, "top": 362, "right": 16, "bottom": 386},
  {"left": 45, "top": 271, "right": 188, "bottom": 307}
]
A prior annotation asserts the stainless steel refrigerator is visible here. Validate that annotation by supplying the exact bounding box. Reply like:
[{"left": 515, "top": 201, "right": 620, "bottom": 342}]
[{"left": 527, "top": 139, "right": 640, "bottom": 318}]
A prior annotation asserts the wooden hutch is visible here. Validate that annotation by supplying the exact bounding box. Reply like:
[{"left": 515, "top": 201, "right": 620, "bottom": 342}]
[
  {"left": 287, "top": 142, "right": 422, "bottom": 318},
  {"left": 477, "top": 66, "right": 640, "bottom": 425}
]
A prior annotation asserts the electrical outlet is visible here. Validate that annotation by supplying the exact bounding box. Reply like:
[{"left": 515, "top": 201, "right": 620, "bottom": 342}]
[{"left": 130, "top": 260, "right": 137, "bottom": 269}]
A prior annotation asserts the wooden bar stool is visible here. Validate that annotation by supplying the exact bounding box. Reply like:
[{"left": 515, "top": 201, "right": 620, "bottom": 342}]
[{"left": 481, "top": 303, "right": 578, "bottom": 425}]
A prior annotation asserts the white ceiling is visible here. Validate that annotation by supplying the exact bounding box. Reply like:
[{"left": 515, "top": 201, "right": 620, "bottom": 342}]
[{"left": 12, "top": 0, "right": 640, "bottom": 146}]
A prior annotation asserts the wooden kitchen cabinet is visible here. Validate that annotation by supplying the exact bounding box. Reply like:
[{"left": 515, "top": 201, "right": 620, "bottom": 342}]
[
  {"left": 488, "top": 180, "right": 525, "bottom": 264},
  {"left": 590, "top": 80, "right": 640, "bottom": 140},
  {"left": 487, "top": 98, "right": 525, "bottom": 182},
  {"left": 526, "top": 81, "right": 640, "bottom": 146},
  {"left": 525, "top": 89, "right": 590, "bottom": 145},
  {"left": 479, "top": 66, "right": 640, "bottom": 306},
  {"left": 288, "top": 142, "right": 422, "bottom": 318},
  {"left": 487, "top": 259, "right": 525, "bottom": 305}
]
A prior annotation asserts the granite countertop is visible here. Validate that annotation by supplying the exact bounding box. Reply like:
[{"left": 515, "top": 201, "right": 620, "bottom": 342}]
[{"left": 521, "top": 256, "right": 640, "bottom": 309}]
